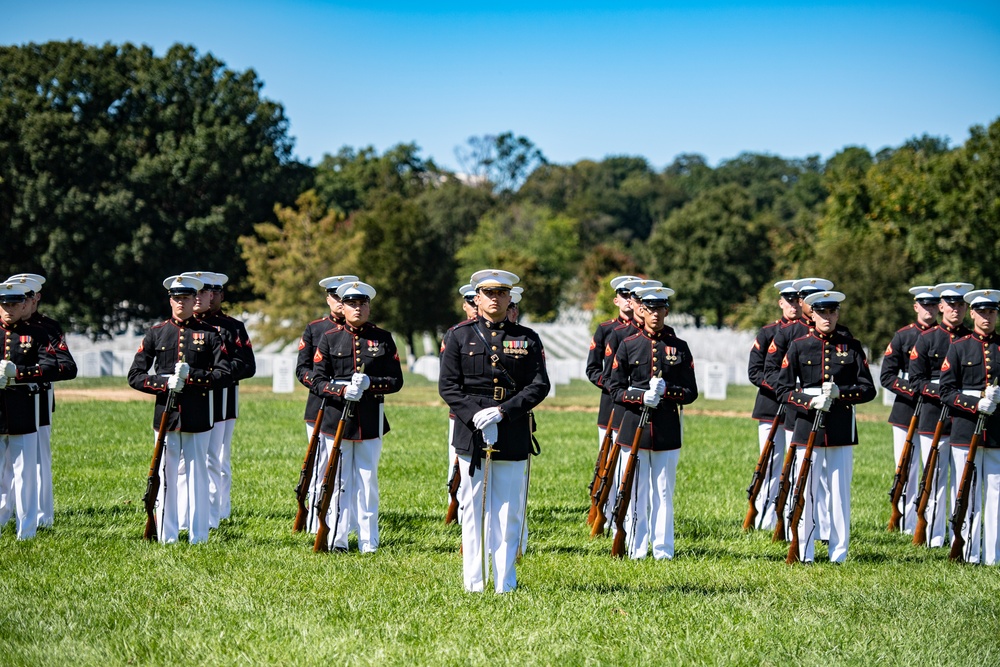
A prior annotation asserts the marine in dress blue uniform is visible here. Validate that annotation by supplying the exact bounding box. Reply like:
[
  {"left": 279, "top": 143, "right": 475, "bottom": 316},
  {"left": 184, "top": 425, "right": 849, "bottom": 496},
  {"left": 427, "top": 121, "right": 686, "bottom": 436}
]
[
  {"left": 908, "top": 281, "right": 974, "bottom": 547},
  {"left": 3, "top": 274, "right": 77, "bottom": 530},
  {"left": 879, "top": 285, "right": 940, "bottom": 534},
  {"left": 295, "top": 275, "right": 358, "bottom": 533},
  {"left": 607, "top": 285, "right": 698, "bottom": 560},
  {"left": 776, "top": 291, "right": 876, "bottom": 563},
  {"left": 438, "top": 269, "right": 550, "bottom": 592},
  {"left": 939, "top": 289, "right": 1000, "bottom": 564},
  {"left": 127, "top": 275, "right": 230, "bottom": 544},
  {"left": 746, "top": 279, "right": 801, "bottom": 530},
  {"left": 308, "top": 281, "right": 403, "bottom": 553},
  {"left": 0, "top": 281, "right": 58, "bottom": 540}
]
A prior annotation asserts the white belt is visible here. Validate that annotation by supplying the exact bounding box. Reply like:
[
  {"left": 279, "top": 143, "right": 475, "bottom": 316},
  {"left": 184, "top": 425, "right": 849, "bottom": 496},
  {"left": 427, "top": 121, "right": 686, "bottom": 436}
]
[
  {"left": 802, "top": 387, "right": 823, "bottom": 396},
  {"left": 930, "top": 379, "right": 939, "bottom": 385},
  {"left": 898, "top": 371, "right": 909, "bottom": 381},
  {"left": 961, "top": 388, "right": 984, "bottom": 398}
]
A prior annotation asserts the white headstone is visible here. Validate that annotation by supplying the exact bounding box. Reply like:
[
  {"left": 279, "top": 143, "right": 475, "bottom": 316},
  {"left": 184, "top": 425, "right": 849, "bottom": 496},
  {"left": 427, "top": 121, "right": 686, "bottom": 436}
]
[
  {"left": 80, "top": 351, "right": 102, "bottom": 377},
  {"left": 702, "top": 362, "right": 728, "bottom": 401},
  {"left": 272, "top": 354, "right": 297, "bottom": 393}
]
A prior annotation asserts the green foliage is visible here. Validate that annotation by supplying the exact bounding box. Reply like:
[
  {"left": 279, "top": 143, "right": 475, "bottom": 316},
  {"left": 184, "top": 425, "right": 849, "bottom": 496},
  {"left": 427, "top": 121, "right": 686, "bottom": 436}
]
[
  {"left": 314, "top": 142, "right": 438, "bottom": 215},
  {"left": 648, "top": 183, "right": 773, "bottom": 326},
  {"left": 238, "top": 190, "right": 359, "bottom": 343},
  {"left": 455, "top": 132, "right": 547, "bottom": 197},
  {"left": 0, "top": 41, "right": 299, "bottom": 335},
  {"left": 456, "top": 203, "right": 581, "bottom": 322}
]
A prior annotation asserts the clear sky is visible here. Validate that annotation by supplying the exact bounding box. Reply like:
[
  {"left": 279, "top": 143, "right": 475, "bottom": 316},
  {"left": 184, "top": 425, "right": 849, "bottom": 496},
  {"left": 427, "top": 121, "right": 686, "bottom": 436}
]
[{"left": 4, "top": 1, "right": 998, "bottom": 171}]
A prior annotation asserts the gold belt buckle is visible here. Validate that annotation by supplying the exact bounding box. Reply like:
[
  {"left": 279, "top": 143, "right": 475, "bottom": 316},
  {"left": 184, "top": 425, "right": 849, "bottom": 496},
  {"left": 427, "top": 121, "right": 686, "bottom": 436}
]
[{"left": 493, "top": 386, "right": 506, "bottom": 401}]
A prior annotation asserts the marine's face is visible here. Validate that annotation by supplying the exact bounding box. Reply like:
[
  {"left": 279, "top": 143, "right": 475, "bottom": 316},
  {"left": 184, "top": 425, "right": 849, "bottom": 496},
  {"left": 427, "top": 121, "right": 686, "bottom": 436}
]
[{"left": 170, "top": 294, "right": 195, "bottom": 320}]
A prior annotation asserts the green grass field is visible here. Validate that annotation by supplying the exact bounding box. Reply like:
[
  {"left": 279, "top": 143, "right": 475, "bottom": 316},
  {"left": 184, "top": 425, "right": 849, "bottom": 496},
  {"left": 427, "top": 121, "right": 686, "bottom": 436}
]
[{"left": 2, "top": 377, "right": 998, "bottom": 666}]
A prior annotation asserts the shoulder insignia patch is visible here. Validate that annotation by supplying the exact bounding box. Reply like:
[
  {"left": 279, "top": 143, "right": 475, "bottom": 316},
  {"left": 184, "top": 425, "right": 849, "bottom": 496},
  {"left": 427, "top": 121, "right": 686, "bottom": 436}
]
[
  {"left": 768, "top": 340, "right": 777, "bottom": 354},
  {"left": 753, "top": 339, "right": 761, "bottom": 350},
  {"left": 137, "top": 340, "right": 144, "bottom": 353},
  {"left": 313, "top": 349, "right": 323, "bottom": 363},
  {"left": 298, "top": 338, "right": 306, "bottom": 350},
  {"left": 612, "top": 356, "right": 619, "bottom": 370},
  {"left": 885, "top": 342, "right": 893, "bottom": 356},
  {"left": 781, "top": 355, "right": 789, "bottom": 369},
  {"left": 589, "top": 339, "right": 597, "bottom": 350},
  {"left": 605, "top": 343, "right": 612, "bottom": 357},
  {"left": 909, "top": 347, "right": 919, "bottom": 360},
  {"left": 941, "top": 357, "right": 951, "bottom": 372}
]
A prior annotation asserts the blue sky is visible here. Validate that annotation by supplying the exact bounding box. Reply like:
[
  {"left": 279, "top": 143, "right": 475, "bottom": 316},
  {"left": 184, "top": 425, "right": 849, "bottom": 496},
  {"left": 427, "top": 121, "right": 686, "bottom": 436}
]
[{"left": 4, "top": 1, "right": 998, "bottom": 171}]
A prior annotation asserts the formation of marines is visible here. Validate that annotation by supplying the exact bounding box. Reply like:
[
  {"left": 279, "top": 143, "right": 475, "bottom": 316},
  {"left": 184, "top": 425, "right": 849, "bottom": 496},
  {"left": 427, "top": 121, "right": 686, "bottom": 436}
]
[{"left": 5, "top": 265, "right": 999, "bottom": 594}]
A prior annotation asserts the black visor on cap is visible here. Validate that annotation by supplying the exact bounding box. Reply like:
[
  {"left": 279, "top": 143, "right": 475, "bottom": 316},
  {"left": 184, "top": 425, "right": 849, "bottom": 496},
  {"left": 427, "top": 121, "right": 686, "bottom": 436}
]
[
  {"left": 169, "top": 288, "right": 197, "bottom": 296},
  {"left": 642, "top": 299, "right": 670, "bottom": 308},
  {"left": 916, "top": 297, "right": 940, "bottom": 305},
  {"left": 0, "top": 294, "right": 26, "bottom": 304},
  {"left": 942, "top": 295, "right": 965, "bottom": 304},
  {"left": 972, "top": 303, "right": 999, "bottom": 311},
  {"left": 811, "top": 301, "right": 840, "bottom": 310}
]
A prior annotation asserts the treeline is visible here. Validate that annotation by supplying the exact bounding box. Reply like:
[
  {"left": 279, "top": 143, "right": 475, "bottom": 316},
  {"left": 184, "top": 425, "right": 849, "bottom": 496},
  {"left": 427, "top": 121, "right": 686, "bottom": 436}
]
[{"left": 2, "top": 41, "right": 998, "bottom": 355}]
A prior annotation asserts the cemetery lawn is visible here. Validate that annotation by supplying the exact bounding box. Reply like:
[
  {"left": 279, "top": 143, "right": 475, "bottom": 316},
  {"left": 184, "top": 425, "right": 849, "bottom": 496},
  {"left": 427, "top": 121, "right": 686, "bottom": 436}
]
[{"left": 1, "top": 376, "right": 997, "bottom": 666}]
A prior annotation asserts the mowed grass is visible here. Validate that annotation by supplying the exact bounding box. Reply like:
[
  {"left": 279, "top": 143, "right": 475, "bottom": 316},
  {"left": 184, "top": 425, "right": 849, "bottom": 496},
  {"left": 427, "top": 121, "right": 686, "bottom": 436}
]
[{"left": 1, "top": 378, "right": 998, "bottom": 666}]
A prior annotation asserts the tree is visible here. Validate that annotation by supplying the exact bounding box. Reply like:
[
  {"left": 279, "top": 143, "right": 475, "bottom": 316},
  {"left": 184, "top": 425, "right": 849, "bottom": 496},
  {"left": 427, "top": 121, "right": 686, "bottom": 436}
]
[
  {"left": 238, "top": 191, "right": 358, "bottom": 343},
  {"left": 455, "top": 132, "right": 547, "bottom": 197},
  {"left": 353, "top": 194, "right": 457, "bottom": 356},
  {"left": 0, "top": 41, "right": 299, "bottom": 335},
  {"left": 456, "top": 203, "right": 581, "bottom": 322},
  {"left": 647, "top": 184, "right": 773, "bottom": 327},
  {"left": 313, "top": 142, "right": 437, "bottom": 216}
]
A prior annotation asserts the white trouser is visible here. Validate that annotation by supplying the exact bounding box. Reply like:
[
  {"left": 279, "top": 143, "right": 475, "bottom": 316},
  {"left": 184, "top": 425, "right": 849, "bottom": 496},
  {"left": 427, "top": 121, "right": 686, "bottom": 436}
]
[
  {"left": 519, "top": 456, "right": 530, "bottom": 555},
  {"left": 305, "top": 422, "right": 330, "bottom": 534},
  {"left": 598, "top": 427, "right": 619, "bottom": 530},
  {"left": 616, "top": 446, "right": 680, "bottom": 560},
  {"left": 156, "top": 429, "right": 210, "bottom": 544},
  {"left": 753, "top": 420, "right": 787, "bottom": 531},
  {"left": 891, "top": 424, "right": 920, "bottom": 534},
  {"left": 950, "top": 447, "right": 1000, "bottom": 565},
  {"left": 0, "top": 433, "right": 39, "bottom": 540},
  {"left": 206, "top": 417, "right": 236, "bottom": 528},
  {"left": 217, "top": 387, "right": 237, "bottom": 519},
  {"left": 447, "top": 417, "right": 462, "bottom": 525},
  {"left": 919, "top": 433, "right": 953, "bottom": 547},
  {"left": 459, "top": 455, "right": 526, "bottom": 593},
  {"left": 789, "top": 445, "right": 852, "bottom": 563},
  {"left": 321, "top": 437, "right": 382, "bottom": 552}
]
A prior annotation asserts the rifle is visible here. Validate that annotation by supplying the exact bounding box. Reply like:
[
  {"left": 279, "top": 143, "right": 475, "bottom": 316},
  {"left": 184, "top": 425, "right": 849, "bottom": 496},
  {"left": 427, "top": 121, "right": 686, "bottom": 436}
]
[
  {"left": 771, "top": 430, "right": 797, "bottom": 542},
  {"left": 743, "top": 406, "right": 784, "bottom": 532},
  {"left": 611, "top": 393, "right": 656, "bottom": 558},
  {"left": 786, "top": 408, "right": 826, "bottom": 564},
  {"left": 313, "top": 364, "right": 364, "bottom": 552},
  {"left": 143, "top": 390, "right": 178, "bottom": 541},
  {"left": 912, "top": 404, "right": 949, "bottom": 547},
  {"left": 445, "top": 456, "right": 461, "bottom": 525},
  {"left": 293, "top": 398, "right": 327, "bottom": 532},
  {"left": 949, "top": 379, "right": 998, "bottom": 562},
  {"left": 887, "top": 395, "right": 923, "bottom": 532},
  {"left": 587, "top": 410, "right": 617, "bottom": 527},
  {"left": 589, "top": 435, "right": 623, "bottom": 538}
]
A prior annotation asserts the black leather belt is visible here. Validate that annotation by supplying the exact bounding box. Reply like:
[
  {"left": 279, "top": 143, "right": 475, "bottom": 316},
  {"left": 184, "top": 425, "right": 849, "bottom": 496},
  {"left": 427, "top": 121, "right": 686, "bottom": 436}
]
[{"left": 465, "top": 386, "right": 508, "bottom": 400}]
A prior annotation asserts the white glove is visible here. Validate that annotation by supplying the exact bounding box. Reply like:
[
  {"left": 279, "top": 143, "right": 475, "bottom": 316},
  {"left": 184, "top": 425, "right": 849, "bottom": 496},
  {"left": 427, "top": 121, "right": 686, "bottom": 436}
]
[
  {"left": 0, "top": 360, "right": 15, "bottom": 378},
  {"left": 810, "top": 394, "right": 833, "bottom": 411},
  {"left": 344, "top": 384, "right": 363, "bottom": 402},
  {"left": 352, "top": 373, "right": 370, "bottom": 390},
  {"left": 649, "top": 377, "right": 666, "bottom": 397},
  {"left": 822, "top": 381, "right": 839, "bottom": 400},
  {"left": 175, "top": 362, "right": 190, "bottom": 380},
  {"left": 977, "top": 398, "right": 997, "bottom": 415},
  {"left": 481, "top": 422, "right": 498, "bottom": 445},
  {"left": 642, "top": 388, "right": 661, "bottom": 407},
  {"left": 0, "top": 375, "right": 8, "bottom": 390},
  {"left": 167, "top": 374, "right": 184, "bottom": 392},
  {"left": 473, "top": 407, "right": 503, "bottom": 430},
  {"left": 985, "top": 386, "right": 1000, "bottom": 402}
]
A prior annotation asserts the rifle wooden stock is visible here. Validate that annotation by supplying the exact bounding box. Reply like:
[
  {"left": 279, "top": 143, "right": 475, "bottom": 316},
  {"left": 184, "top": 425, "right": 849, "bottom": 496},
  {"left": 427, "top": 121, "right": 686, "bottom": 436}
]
[
  {"left": 313, "top": 412, "right": 348, "bottom": 552},
  {"left": 771, "top": 433, "right": 797, "bottom": 542},
  {"left": 611, "top": 405, "right": 652, "bottom": 558},
  {"left": 743, "top": 406, "right": 784, "bottom": 532},
  {"left": 143, "top": 391, "right": 177, "bottom": 541},
  {"left": 444, "top": 456, "right": 461, "bottom": 525},
  {"left": 293, "top": 401, "right": 327, "bottom": 533},
  {"left": 887, "top": 395, "right": 922, "bottom": 532},
  {"left": 949, "top": 378, "right": 997, "bottom": 561},
  {"left": 786, "top": 409, "right": 825, "bottom": 564},
  {"left": 949, "top": 418, "right": 986, "bottom": 562},
  {"left": 587, "top": 412, "right": 617, "bottom": 527},
  {"left": 912, "top": 405, "right": 949, "bottom": 547},
  {"left": 589, "top": 438, "right": 622, "bottom": 538}
]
